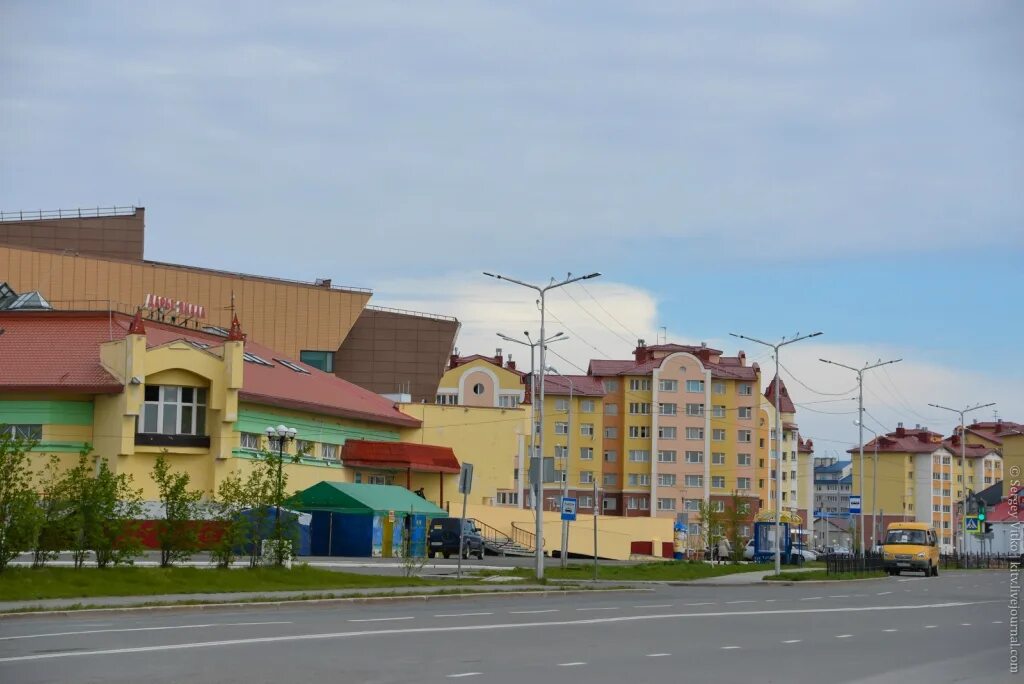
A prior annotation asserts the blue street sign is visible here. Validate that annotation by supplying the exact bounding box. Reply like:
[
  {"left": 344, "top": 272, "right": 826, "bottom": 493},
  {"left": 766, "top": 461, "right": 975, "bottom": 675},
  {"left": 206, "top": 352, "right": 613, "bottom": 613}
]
[
  {"left": 849, "top": 496, "right": 862, "bottom": 515},
  {"left": 965, "top": 517, "right": 979, "bottom": 531},
  {"left": 560, "top": 497, "right": 578, "bottom": 522}
]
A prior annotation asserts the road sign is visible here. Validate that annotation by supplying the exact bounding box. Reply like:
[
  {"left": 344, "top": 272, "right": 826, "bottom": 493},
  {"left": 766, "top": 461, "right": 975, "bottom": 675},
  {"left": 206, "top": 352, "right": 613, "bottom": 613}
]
[
  {"left": 965, "top": 516, "right": 979, "bottom": 531},
  {"left": 458, "top": 463, "right": 474, "bottom": 494},
  {"left": 849, "top": 496, "right": 861, "bottom": 515},
  {"left": 561, "top": 497, "right": 578, "bottom": 522}
]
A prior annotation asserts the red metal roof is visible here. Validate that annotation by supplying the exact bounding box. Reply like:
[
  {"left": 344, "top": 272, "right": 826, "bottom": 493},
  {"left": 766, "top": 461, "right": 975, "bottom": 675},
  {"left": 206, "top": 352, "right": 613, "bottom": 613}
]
[
  {"left": 341, "top": 440, "right": 461, "bottom": 473},
  {"left": 589, "top": 353, "right": 758, "bottom": 381},
  {"left": 0, "top": 311, "right": 420, "bottom": 428},
  {"left": 763, "top": 375, "right": 796, "bottom": 413},
  {"left": 528, "top": 374, "right": 606, "bottom": 397}
]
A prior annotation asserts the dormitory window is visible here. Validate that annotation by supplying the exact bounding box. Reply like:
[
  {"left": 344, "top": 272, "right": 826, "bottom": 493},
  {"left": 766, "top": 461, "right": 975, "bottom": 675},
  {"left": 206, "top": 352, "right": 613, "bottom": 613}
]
[
  {"left": 580, "top": 400, "right": 595, "bottom": 413},
  {"left": 659, "top": 426, "right": 677, "bottom": 439},
  {"left": 659, "top": 450, "right": 679, "bottom": 463},
  {"left": 436, "top": 394, "right": 457, "bottom": 405},
  {"left": 686, "top": 380, "right": 704, "bottom": 393},
  {"left": 140, "top": 386, "right": 206, "bottom": 436},
  {"left": 657, "top": 498, "right": 676, "bottom": 511},
  {"left": 659, "top": 379, "right": 677, "bottom": 392},
  {"left": 240, "top": 432, "right": 262, "bottom": 450},
  {"left": 737, "top": 407, "right": 752, "bottom": 419},
  {"left": 629, "top": 378, "right": 651, "bottom": 391},
  {"left": 296, "top": 439, "right": 315, "bottom": 457},
  {"left": 739, "top": 384, "right": 753, "bottom": 396},
  {"left": 299, "top": 350, "right": 334, "bottom": 373},
  {"left": 321, "top": 443, "right": 339, "bottom": 461},
  {"left": 658, "top": 474, "right": 676, "bottom": 486},
  {"left": 498, "top": 395, "right": 519, "bottom": 408},
  {"left": 496, "top": 491, "right": 518, "bottom": 505},
  {"left": 3, "top": 424, "right": 42, "bottom": 440}
]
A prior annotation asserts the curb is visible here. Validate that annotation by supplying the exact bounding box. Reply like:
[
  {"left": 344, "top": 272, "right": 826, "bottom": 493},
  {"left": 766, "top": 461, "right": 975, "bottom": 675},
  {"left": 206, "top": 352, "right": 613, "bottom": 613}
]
[
  {"left": 762, "top": 576, "right": 891, "bottom": 585},
  {"left": 0, "top": 587, "right": 649, "bottom": 620}
]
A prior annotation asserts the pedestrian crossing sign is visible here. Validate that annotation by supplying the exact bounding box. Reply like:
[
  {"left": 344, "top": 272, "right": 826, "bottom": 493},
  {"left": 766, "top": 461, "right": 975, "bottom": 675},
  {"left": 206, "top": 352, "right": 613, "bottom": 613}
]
[{"left": 965, "top": 517, "right": 979, "bottom": 531}]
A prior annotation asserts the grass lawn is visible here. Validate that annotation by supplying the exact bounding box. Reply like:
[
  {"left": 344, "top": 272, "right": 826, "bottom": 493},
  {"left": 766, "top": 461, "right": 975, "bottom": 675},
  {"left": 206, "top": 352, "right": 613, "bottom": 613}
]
[
  {"left": 764, "top": 569, "right": 887, "bottom": 582},
  {"left": 488, "top": 561, "right": 767, "bottom": 582},
  {"left": 0, "top": 565, "right": 458, "bottom": 601}
]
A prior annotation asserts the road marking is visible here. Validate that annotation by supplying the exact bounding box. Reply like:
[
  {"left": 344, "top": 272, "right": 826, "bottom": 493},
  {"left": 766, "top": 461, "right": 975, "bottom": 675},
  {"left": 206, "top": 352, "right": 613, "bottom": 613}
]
[
  {"left": 961, "top": 623, "right": 972, "bottom": 626},
  {"left": 800, "top": 597, "right": 823, "bottom": 601},
  {"left": 726, "top": 600, "right": 756, "bottom": 604},
  {"left": 993, "top": 621, "right": 1004, "bottom": 624},
  {"left": 765, "top": 599, "right": 777, "bottom": 603},
  {"left": 836, "top": 634, "right": 853, "bottom": 639},
  {"left": 558, "top": 662, "right": 586, "bottom": 667},
  {"left": 828, "top": 595, "right": 850, "bottom": 599},
  {"left": 577, "top": 607, "right": 619, "bottom": 612},
  {"left": 447, "top": 673, "right": 482, "bottom": 678},
  {"left": 877, "top": 592, "right": 893, "bottom": 596},
  {"left": 0, "top": 602, "right": 991, "bottom": 664},
  {"left": 782, "top": 639, "right": 801, "bottom": 644},
  {"left": 883, "top": 629, "right": 898, "bottom": 633},
  {"left": 0, "top": 621, "right": 293, "bottom": 641},
  {"left": 851, "top": 594, "right": 867, "bottom": 598},
  {"left": 434, "top": 612, "right": 494, "bottom": 618},
  {"left": 348, "top": 617, "right": 414, "bottom": 623},
  {"left": 646, "top": 653, "right": 671, "bottom": 657},
  {"left": 924, "top": 625, "right": 937, "bottom": 629},
  {"left": 633, "top": 604, "right": 673, "bottom": 609},
  {"left": 684, "top": 602, "right": 716, "bottom": 606},
  {"left": 721, "top": 646, "right": 741, "bottom": 650},
  {"left": 510, "top": 609, "right": 559, "bottom": 614}
]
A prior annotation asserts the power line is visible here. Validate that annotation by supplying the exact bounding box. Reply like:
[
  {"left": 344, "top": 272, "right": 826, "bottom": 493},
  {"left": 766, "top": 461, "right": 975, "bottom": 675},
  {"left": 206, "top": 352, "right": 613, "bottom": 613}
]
[
  {"left": 576, "top": 281, "right": 641, "bottom": 343},
  {"left": 545, "top": 305, "right": 614, "bottom": 360},
  {"left": 559, "top": 285, "right": 635, "bottom": 346},
  {"left": 778, "top": 361, "right": 858, "bottom": 397}
]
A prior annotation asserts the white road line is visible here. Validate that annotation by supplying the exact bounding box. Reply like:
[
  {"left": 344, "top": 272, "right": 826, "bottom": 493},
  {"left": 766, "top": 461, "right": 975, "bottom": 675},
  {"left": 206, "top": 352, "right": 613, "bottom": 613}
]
[
  {"left": 782, "top": 639, "right": 801, "bottom": 644},
  {"left": 828, "top": 595, "right": 850, "bottom": 599},
  {"left": 576, "top": 607, "right": 619, "bottom": 612},
  {"left": 684, "top": 602, "right": 715, "bottom": 606},
  {"left": 646, "top": 653, "right": 671, "bottom": 657},
  {"left": 961, "top": 623, "right": 972, "bottom": 626},
  {"left": 721, "top": 646, "right": 741, "bottom": 650},
  {"left": 0, "top": 601, "right": 991, "bottom": 664},
  {"left": 925, "top": 625, "right": 937, "bottom": 629},
  {"left": 836, "top": 634, "right": 853, "bottom": 639},
  {"left": 434, "top": 613, "right": 494, "bottom": 618},
  {"left": 993, "top": 621, "right": 1004, "bottom": 624},
  {"left": 558, "top": 662, "right": 586, "bottom": 667},
  {"left": 883, "top": 629, "right": 898, "bottom": 633},
  {"left": 510, "top": 609, "right": 559, "bottom": 614},
  {"left": 726, "top": 600, "right": 757, "bottom": 604},
  {"left": 633, "top": 604, "right": 673, "bottom": 609},
  {"left": 0, "top": 621, "right": 293, "bottom": 641},
  {"left": 447, "top": 673, "right": 482, "bottom": 678},
  {"left": 765, "top": 599, "right": 777, "bottom": 603},
  {"left": 877, "top": 592, "right": 893, "bottom": 596},
  {"left": 348, "top": 617, "right": 414, "bottom": 623},
  {"left": 800, "top": 597, "right": 823, "bottom": 601}
]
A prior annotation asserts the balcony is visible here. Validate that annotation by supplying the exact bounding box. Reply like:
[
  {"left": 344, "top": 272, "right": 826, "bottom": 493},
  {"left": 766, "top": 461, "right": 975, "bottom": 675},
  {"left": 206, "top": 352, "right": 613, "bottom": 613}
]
[{"left": 135, "top": 433, "right": 211, "bottom": 449}]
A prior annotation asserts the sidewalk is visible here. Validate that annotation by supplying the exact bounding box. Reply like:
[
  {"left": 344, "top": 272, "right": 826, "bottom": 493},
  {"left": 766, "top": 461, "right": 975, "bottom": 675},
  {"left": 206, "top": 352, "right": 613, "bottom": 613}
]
[{"left": 0, "top": 583, "right": 585, "bottom": 614}]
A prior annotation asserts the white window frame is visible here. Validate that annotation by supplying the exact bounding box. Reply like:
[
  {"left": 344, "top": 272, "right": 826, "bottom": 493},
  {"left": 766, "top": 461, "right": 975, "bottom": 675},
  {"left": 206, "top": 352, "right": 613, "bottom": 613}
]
[
  {"left": 658, "top": 426, "right": 677, "bottom": 439},
  {"left": 659, "top": 450, "right": 678, "bottom": 463},
  {"left": 684, "top": 450, "right": 703, "bottom": 464},
  {"left": 658, "top": 379, "right": 678, "bottom": 392},
  {"left": 580, "top": 447, "right": 594, "bottom": 460},
  {"left": 686, "top": 379, "right": 705, "bottom": 393},
  {"left": 140, "top": 385, "right": 207, "bottom": 436}
]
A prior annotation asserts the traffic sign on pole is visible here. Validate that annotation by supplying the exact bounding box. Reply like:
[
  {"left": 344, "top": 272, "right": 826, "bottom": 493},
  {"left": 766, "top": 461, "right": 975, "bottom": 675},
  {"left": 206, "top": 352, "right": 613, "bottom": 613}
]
[
  {"left": 965, "top": 516, "right": 979, "bottom": 532},
  {"left": 560, "top": 497, "right": 578, "bottom": 522},
  {"left": 849, "top": 496, "right": 862, "bottom": 515}
]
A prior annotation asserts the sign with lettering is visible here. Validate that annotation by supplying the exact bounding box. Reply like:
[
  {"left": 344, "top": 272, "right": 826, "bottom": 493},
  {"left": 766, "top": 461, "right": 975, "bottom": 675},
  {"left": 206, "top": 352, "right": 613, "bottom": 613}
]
[{"left": 144, "top": 294, "right": 206, "bottom": 319}]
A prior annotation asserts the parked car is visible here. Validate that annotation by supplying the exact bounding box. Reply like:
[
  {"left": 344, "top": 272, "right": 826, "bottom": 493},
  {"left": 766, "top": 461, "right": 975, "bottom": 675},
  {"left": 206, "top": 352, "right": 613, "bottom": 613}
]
[
  {"left": 743, "top": 539, "right": 756, "bottom": 561},
  {"left": 792, "top": 543, "right": 817, "bottom": 562},
  {"left": 428, "top": 517, "right": 485, "bottom": 559},
  {"left": 823, "top": 545, "right": 853, "bottom": 557}
]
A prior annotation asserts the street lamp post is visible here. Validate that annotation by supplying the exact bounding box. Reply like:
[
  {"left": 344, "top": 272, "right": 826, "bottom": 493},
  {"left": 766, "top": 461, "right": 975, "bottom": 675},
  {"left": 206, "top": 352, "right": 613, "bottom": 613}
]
[
  {"left": 497, "top": 331, "right": 568, "bottom": 513},
  {"left": 546, "top": 365, "right": 575, "bottom": 568},
  {"left": 855, "top": 421, "right": 879, "bottom": 549},
  {"left": 485, "top": 270, "right": 601, "bottom": 580},
  {"left": 265, "top": 424, "right": 297, "bottom": 565},
  {"left": 730, "top": 331, "right": 823, "bottom": 576},
  {"left": 819, "top": 357, "right": 901, "bottom": 556},
  {"left": 927, "top": 401, "right": 995, "bottom": 555}
]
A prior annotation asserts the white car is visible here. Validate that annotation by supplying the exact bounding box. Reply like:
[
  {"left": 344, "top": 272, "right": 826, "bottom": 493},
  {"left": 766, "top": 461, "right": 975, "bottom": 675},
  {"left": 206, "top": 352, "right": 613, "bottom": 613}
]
[{"left": 745, "top": 539, "right": 816, "bottom": 563}]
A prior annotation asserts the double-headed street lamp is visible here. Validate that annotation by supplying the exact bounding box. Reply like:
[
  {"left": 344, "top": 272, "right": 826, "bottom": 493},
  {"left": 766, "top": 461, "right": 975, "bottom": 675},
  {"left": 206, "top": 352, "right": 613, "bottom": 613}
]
[
  {"left": 496, "top": 331, "right": 568, "bottom": 512},
  {"left": 546, "top": 365, "right": 575, "bottom": 569},
  {"left": 928, "top": 401, "right": 995, "bottom": 554},
  {"left": 485, "top": 270, "right": 601, "bottom": 580},
  {"left": 818, "top": 357, "right": 901, "bottom": 555},
  {"left": 265, "top": 424, "right": 297, "bottom": 562},
  {"left": 854, "top": 421, "right": 879, "bottom": 548},
  {"left": 730, "top": 331, "right": 822, "bottom": 576}
]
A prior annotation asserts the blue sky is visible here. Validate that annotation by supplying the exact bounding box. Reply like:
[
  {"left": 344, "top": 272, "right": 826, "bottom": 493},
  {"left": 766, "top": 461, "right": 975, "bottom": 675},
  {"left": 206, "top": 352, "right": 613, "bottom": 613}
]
[{"left": 2, "top": 1, "right": 1021, "bottom": 450}]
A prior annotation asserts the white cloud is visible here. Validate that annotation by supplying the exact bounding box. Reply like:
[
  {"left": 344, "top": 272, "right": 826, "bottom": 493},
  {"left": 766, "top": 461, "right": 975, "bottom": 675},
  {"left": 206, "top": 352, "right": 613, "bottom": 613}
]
[{"left": 376, "top": 274, "right": 1024, "bottom": 457}]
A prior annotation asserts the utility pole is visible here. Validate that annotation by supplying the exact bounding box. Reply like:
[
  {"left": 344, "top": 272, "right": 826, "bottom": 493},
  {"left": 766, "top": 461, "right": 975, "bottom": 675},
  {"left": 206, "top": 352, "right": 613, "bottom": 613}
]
[
  {"left": 928, "top": 401, "right": 995, "bottom": 555},
  {"left": 854, "top": 422, "right": 879, "bottom": 549},
  {"left": 498, "top": 331, "right": 568, "bottom": 511},
  {"left": 547, "top": 365, "right": 575, "bottom": 568},
  {"left": 819, "top": 357, "right": 901, "bottom": 556},
  {"left": 486, "top": 270, "right": 601, "bottom": 580},
  {"left": 730, "top": 331, "right": 823, "bottom": 575}
]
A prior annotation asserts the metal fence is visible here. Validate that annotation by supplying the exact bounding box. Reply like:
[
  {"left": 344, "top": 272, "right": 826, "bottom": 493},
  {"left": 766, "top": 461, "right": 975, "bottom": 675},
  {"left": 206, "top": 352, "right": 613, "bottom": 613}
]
[
  {"left": 941, "top": 552, "right": 1020, "bottom": 570},
  {"left": 825, "top": 552, "right": 885, "bottom": 575},
  {"left": 0, "top": 205, "right": 138, "bottom": 222}
]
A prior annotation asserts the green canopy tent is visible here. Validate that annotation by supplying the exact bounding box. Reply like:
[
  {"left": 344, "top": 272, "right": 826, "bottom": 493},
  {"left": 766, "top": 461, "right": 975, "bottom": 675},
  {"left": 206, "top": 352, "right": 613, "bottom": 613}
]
[{"left": 288, "top": 482, "right": 447, "bottom": 557}]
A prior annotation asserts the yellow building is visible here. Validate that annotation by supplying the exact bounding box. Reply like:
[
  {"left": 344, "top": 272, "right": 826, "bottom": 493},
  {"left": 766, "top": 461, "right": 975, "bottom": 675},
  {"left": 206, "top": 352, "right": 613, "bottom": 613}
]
[
  {"left": 0, "top": 309, "right": 467, "bottom": 504},
  {"left": 960, "top": 420, "right": 1017, "bottom": 494},
  {"left": 851, "top": 423, "right": 1002, "bottom": 552},
  {"left": 588, "top": 342, "right": 765, "bottom": 534}
]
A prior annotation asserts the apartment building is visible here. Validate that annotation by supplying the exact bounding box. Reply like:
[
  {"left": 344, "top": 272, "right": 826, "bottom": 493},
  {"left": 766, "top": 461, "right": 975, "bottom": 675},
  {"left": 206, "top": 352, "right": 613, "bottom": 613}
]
[
  {"left": 813, "top": 457, "right": 853, "bottom": 516},
  {"left": 763, "top": 376, "right": 806, "bottom": 519}
]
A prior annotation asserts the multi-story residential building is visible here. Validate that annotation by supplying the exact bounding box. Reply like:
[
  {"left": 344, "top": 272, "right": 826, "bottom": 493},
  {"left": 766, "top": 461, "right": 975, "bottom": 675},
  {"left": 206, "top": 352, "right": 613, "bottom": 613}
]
[
  {"left": 588, "top": 342, "right": 766, "bottom": 522},
  {"left": 852, "top": 423, "right": 1002, "bottom": 552},
  {"left": 435, "top": 349, "right": 527, "bottom": 408},
  {"left": 959, "top": 420, "right": 1022, "bottom": 496},
  {"left": 763, "top": 376, "right": 805, "bottom": 519},
  {"left": 813, "top": 457, "right": 853, "bottom": 516}
]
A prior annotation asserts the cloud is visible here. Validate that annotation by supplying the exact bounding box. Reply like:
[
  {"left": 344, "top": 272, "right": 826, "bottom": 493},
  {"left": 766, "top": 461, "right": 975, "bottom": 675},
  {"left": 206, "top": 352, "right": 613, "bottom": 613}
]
[{"left": 377, "top": 274, "right": 1024, "bottom": 456}]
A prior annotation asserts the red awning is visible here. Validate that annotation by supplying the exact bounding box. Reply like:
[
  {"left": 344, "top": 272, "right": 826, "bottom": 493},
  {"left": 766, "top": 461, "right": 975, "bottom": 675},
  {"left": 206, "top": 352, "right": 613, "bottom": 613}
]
[{"left": 341, "top": 440, "right": 461, "bottom": 473}]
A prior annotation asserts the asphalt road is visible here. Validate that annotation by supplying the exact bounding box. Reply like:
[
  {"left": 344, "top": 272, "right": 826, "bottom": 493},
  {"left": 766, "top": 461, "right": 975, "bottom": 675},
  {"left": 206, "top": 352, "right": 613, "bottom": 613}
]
[{"left": 1, "top": 571, "right": 1015, "bottom": 684}]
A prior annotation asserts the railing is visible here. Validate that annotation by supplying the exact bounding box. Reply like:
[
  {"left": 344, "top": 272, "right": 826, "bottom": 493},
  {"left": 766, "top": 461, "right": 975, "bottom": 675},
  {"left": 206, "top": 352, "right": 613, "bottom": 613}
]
[
  {"left": 364, "top": 305, "right": 458, "bottom": 322},
  {"left": 469, "top": 519, "right": 512, "bottom": 545},
  {"left": 510, "top": 522, "right": 537, "bottom": 552},
  {"left": 825, "top": 552, "right": 885, "bottom": 575},
  {"left": 0, "top": 206, "right": 139, "bottom": 222},
  {"left": 941, "top": 552, "right": 1019, "bottom": 570}
]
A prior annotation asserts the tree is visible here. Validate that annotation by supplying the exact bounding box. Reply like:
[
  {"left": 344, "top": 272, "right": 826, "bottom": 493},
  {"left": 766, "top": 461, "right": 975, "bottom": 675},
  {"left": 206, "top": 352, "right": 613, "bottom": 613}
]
[
  {"left": 151, "top": 454, "right": 204, "bottom": 567},
  {"left": 32, "top": 455, "right": 75, "bottom": 568},
  {"left": 0, "top": 428, "right": 42, "bottom": 573},
  {"left": 65, "top": 449, "right": 144, "bottom": 568},
  {"left": 252, "top": 444, "right": 300, "bottom": 567},
  {"left": 696, "top": 499, "right": 721, "bottom": 561},
  {"left": 722, "top": 491, "right": 753, "bottom": 564},
  {"left": 210, "top": 470, "right": 251, "bottom": 569}
]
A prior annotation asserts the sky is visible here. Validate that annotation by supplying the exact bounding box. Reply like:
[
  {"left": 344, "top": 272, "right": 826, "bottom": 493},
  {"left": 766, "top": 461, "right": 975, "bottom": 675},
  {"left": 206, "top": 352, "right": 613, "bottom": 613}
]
[{"left": 2, "top": 1, "right": 1022, "bottom": 455}]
